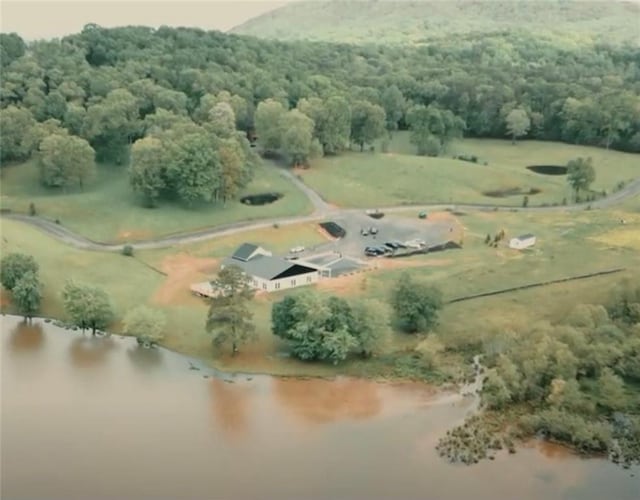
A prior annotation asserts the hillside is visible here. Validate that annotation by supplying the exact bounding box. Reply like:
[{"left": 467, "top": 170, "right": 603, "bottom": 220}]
[{"left": 231, "top": 0, "right": 640, "bottom": 45}]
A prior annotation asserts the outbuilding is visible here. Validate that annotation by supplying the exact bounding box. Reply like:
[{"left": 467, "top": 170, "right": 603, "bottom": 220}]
[{"left": 509, "top": 233, "right": 536, "bottom": 250}]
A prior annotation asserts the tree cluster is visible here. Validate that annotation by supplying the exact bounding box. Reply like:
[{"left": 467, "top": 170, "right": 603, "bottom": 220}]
[
  {"left": 272, "top": 293, "right": 388, "bottom": 364},
  {"left": 61, "top": 280, "right": 114, "bottom": 334},
  {"left": 479, "top": 286, "right": 640, "bottom": 463}
]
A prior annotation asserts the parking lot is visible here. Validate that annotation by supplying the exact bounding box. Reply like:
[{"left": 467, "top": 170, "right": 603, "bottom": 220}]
[{"left": 292, "top": 210, "right": 462, "bottom": 273}]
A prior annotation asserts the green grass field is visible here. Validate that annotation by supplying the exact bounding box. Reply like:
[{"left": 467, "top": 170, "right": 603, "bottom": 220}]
[
  {"left": 299, "top": 135, "right": 639, "bottom": 208},
  {"left": 0, "top": 159, "right": 313, "bottom": 243},
  {"left": 3, "top": 196, "right": 638, "bottom": 378}
]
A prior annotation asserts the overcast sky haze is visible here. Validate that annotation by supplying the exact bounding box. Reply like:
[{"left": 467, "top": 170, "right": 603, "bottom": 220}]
[{"left": 1, "top": 0, "right": 294, "bottom": 40}]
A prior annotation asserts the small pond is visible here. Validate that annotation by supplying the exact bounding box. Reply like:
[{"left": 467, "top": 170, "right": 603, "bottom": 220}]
[
  {"left": 240, "top": 192, "right": 283, "bottom": 205},
  {"left": 527, "top": 165, "right": 568, "bottom": 176}
]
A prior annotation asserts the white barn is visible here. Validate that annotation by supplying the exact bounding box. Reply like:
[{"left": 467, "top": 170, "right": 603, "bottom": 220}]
[
  {"left": 509, "top": 233, "right": 536, "bottom": 250},
  {"left": 220, "top": 243, "right": 320, "bottom": 293}
]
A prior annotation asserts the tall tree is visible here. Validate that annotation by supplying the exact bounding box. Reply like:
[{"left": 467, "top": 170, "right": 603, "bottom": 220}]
[
  {"left": 206, "top": 265, "right": 256, "bottom": 355},
  {"left": 165, "top": 130, "right": 221, "bottom": 205},
  {"left": 38, "top": 134, "right": 96, "bottom": 189},
  {"left": 566, "top": 157, "right": 596, "bottom": 199},
  {"left": 350, "top": 100, "right": 386, "bottom": 151},
  {"left": 83, "top": 88, "right": 140, "bottom": 161},
  {"left": 0, "top": 106, "right": 37, "bottom": 162},
  {"left": 407, "top": 104, "right": 464, "bottom": 156},
  {"left": 12, "top": 272, "right": 42, "bottom": 321},
  {"left": 207, "top": 101, "right": 236, "bottom": 138},
  {"left": 129, "top": 136, "right": 167, "bottom": 207},
  {"left": 254, "top": 98, "right": 287, "bottom": 153},
  {"left": 350, "top": 299, "right": 389, "bottom": 358},
  {"left": 391, "top": 273, "right": 443, "bottom": 333},
  {"left": 62, "top": 281, "right": 115, "bottom": 335},
  {"left": 216, "top": 136, "right": 251, "bottom": 202},
  {"left": 505, "top": 107, "right": 531, "bottom": 144},
  {"left": 0, "top": 33, "right": 26, "bottom": 67},
  {"left": 380, "top": 85, "right": 406, "bottom": 134},
  {"left": 0, "top": 253, "right": 39, "bottom": 291},
  {"left": 280, "top": 109, "right": 318, "bottom": 167}
]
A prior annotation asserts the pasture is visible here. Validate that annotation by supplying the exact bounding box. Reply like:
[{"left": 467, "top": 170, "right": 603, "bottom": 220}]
[
  {"left": 300, "top": 135, "right": 639, "bottom": 208},
  {"left": 3, "top": 200, "right": 638, "bottom": 378},
  {"left": 0, "top": 159, "right": 313, "bottom": 243}
]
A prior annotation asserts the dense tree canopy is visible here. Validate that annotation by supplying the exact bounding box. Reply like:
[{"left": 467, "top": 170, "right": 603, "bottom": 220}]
[
  {"left": 0, "top": 253, "right": 39, "bottom": 291},
  {"left": 272, "top": 292, "right": 388, "bottom": 364},
  {"left": 470, "top": 284, "right": 640, "bottom": 464},
  {"left": 0, "top": 25, "right": 638, "bottom": 209},
  {"left": 62, "top": 281, "right": 115, "bottom": 334}
]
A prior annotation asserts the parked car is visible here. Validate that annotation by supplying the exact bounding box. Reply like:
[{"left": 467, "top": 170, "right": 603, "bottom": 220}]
[
  {"left": 364, "top": 246, "right": 387, "bottom": 257},
  {"left": 419, "top": 211, "right": 428, "bottom": 219},
  {"left": 361, "top": 228, "right": 370, "bottom": 236},
  {"left": 289, "top": 246, "right": 305, "bottom": 253},
  {"left": 369, "top": 226, "right": 379, "bottom": 235},
  {"left": 384, "top": 242, "right": 400, "bottom": 250}
]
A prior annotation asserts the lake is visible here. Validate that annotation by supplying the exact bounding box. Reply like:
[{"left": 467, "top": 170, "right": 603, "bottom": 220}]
[{"left": 1, "top": 315, "right": 637, "bottom": 499}]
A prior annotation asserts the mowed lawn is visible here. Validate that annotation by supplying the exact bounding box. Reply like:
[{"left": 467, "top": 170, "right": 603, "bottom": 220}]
[
  {"left": 0, "top": 218, "right": 337, "bottom": 376},
  {"left": 0, "top": 159, "right": 313, "bottom": 243},
  {"left": 300, "top": 134, "right": 639, "bottom": 208}
]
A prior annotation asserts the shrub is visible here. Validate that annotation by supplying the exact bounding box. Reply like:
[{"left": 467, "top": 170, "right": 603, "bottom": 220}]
[{"left": 122, "top": 244, "right": 134, "bottom": 257}]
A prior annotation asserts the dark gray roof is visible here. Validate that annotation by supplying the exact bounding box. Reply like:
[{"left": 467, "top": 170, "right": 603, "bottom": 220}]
[
  {"left": 222, "top": 255, "right": 317, "bottom": 281},
  {"left": 231, "top": 243, "right": 259, "bottom": 262},
  {"left": 516, "top": 233, "right": 535, "bottom": 240}
]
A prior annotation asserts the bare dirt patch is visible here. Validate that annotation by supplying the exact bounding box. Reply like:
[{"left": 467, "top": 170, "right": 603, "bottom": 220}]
[
  {"left": 117, "top": 229, "right": 153, "bottom": 242},
  {"left": 152, "top": 253, "right": 219, "bottom": 306}
]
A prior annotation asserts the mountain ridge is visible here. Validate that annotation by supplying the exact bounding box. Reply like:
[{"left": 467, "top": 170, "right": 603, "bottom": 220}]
[{"left": 230, "top": 0, "right": 640, "bottom": 45}]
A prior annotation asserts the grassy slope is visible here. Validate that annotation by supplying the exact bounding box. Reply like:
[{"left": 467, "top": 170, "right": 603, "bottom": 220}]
[
  {"left": 2, "top": 194, "right": 639, "bottom": 377},
  {"left": 299, "top": 135, "right": 639, "bottom": 208},
  {"left": 0, "top": 160, "right": 312, "bottom": 243},
  {"left": 231, "top": 0, "right": 640, "bottom": 45}
]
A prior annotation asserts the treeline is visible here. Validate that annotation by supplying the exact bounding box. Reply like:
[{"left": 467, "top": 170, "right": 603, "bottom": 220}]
[{"left": 1, "top": 25, "right": 639, "bottom": 177}]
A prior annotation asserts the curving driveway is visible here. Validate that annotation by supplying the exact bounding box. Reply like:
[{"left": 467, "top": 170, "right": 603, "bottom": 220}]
[{"left": 2, "top": 168, "right": 639, "bottom": 252}]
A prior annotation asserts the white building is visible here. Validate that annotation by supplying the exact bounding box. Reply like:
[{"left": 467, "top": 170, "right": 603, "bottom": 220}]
[
  {"left": 509, "top": 233, "right": 536, "bottom": 250},
  {"left": 220, "top": 243, "right": 320, "bottom": 293}
]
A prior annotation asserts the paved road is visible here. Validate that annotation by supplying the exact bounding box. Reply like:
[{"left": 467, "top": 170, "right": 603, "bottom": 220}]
[{"left": 2, "top": 169, "right": 639, "bottom": 252}]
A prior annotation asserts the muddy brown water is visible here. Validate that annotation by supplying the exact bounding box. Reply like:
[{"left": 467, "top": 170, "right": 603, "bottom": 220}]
[{"left": 1, "top": 316, "right": 638, "bottom": 500}]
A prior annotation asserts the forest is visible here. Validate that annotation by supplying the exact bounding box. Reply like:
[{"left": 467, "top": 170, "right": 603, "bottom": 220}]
[{"left": 1, "top": 25, "right": 639, "bottom": 207}]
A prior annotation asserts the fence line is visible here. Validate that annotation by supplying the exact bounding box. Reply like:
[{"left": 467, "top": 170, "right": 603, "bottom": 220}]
[{"left": 448, "top": 268, "right": 626, "bottom": 304}]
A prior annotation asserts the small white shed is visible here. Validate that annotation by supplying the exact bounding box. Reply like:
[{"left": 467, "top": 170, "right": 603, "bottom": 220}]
[{"left": 509, "top": 233, "right": 536, "bottom": 250}]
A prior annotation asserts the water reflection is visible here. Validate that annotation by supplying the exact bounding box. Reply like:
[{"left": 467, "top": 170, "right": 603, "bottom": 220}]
[
  {"left": 274, "top": 377, "right": 382, "bottom": 424},
  {"left": 209, "top": 378, "right": 251, "bottom": 440},
  {"left": 2, "top": 316, "right": 638, "bottom": 500},
  {"left": 68, "top": 335, "right": 116, "bottom": 368},
  {"left": 126, "top": 344, "right": 164, "bottom": 372},
  {"left": 8, "top": 320, "right": 44, "bottom": 353}
]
